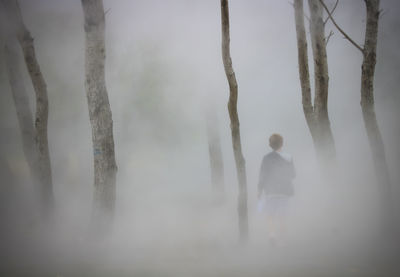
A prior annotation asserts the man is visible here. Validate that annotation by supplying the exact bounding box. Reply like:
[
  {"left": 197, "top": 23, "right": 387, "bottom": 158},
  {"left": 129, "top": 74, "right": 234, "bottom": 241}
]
[{"left": 258, "top": 133, "right": 296, "bottom": 246}]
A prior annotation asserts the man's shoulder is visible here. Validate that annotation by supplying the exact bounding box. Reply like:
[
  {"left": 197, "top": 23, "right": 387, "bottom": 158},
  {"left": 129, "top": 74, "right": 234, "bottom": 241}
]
[
  {"left": 278, "top": 152, "right": 293, "bottom": 162},
  {"left": 263, "top": 151, "right": 293, "bottom": 162},
  {"left": 263, "top": 151, "right": 279, "bottom": 161}
]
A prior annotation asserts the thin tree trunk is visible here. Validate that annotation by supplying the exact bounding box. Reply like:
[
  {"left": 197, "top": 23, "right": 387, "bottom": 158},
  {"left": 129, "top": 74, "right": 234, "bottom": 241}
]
[
  {"left": 81, "top": 0, "right": 117, "bottom": 237},
  {"left": 294, "top": 0, "right": 336, "bottom": 166},
  {"left": 15, "top": 0, "right": 53, "bottom": 214},
  {"left": 308, "top": 0, "right": 336, "bottom": 162},
  {"left": 205, "top": 106, "right": 224, "bottom": 193},
  {"left": 3, "top": 37, "right": 42, "bottom": 200},
  {"left": 220, "top": 0, "right": 248, "bottom": 241},
  {"left": 361, "top": 0, "right": 392, "bottom": 229},
  {"left": 4, "top": 39, "right": 36, "bottom": 172},
  {"left": 293, "top": 0, "right": 316, "bottom": 140},
  {"left": 319, "top": 0, "right": 394, "bottom": 234},
  {"left": 2, "top": 0, "right": 53, "bottom": 216}
]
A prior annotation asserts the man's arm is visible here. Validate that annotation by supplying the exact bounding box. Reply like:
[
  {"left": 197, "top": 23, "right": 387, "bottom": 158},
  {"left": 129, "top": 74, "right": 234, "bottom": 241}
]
[
  {"left": 289, "top": 159, "right": 296, "bottom": 179},
  {"left": 257, "top": 156, "right": 267, "bottom": 198}
]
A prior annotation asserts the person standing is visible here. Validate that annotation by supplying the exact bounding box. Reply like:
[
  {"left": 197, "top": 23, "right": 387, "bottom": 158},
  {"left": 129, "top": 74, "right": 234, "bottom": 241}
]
[{"left": 257, "top": 134, "right": 296, "bottom": 246}]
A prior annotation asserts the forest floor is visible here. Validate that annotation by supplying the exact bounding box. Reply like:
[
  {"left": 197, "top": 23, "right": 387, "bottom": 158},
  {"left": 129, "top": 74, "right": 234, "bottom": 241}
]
[{"left": 2, "top": 239, "right": 398, "bottom": 277}]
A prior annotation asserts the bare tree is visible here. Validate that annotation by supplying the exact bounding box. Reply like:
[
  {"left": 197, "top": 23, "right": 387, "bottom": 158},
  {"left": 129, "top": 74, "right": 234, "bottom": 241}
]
[
  {"left": 205, "top": 105, "right": 224, "bottom": 193},
  {"left": 320, "top": 0, "right": 393, "bottom": 230},
  {"left": 81, "top": 0, "right": 118, "bottom": 236},
  {"left": 220, "top": 0, "right": 248, "bottom": 241},
  {"left": 293, "top": 0, "right": 336, "bottom": 166},
  {"left": 1, "top": 0, "right": 54, "bottom": 217}
]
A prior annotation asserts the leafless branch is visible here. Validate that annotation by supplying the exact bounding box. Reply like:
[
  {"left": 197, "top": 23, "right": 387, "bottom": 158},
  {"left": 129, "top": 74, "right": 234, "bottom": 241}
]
[
  {"left": 323, "top": 0, "right": 339, "bottom": 25},
  {"left": 304, "top": 12, "right": 310, "bottom": 22},
  {"left": 379, "top": 9, "right": 387, "bottom": 19},
  {"left": 325, "top": 30, "right": 334, "bottom": 46},
  {"left": 319, "top": 0, "right": 364, "bottom": 53},
  {"left": 105, "top": 8, "right": 111, "bottom": 16}
]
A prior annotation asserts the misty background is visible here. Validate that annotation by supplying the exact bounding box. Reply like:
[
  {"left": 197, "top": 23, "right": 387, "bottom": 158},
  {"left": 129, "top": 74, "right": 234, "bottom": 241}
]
[{"left": 1, "top": 0, "right": 400, "bottom": 276}]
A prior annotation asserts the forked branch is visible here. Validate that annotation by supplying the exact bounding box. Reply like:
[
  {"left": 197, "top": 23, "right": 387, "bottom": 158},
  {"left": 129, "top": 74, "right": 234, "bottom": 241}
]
[{"left": 325, "top": 30, "right": 334, "bottom": 45}]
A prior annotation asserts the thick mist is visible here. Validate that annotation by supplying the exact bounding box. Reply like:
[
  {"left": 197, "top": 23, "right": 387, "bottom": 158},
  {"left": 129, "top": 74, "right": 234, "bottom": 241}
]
[{"left": 1, "top": 0, "right": 400, "bottom": 276}]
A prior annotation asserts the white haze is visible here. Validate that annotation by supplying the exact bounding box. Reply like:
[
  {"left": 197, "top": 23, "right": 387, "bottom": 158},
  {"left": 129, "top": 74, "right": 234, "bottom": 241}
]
[{"left": 0, "top": 0, "right": 400, "bottom": 276}]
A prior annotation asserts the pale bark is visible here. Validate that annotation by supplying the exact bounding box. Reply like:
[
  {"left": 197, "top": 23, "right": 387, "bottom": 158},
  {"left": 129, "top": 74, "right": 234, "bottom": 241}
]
[
  {"left": 361, "top": 0, "right": 392, "bottom": 229},
  {"left": 294, "top": 0, "right": 336, "bottom": 165},
  {"left": 294, "top": 0, "right": 315, "bottom": 137},
  {"left": 1, "top": 0, "right": 53, "bottom": 216},
  {"left": 205, "top": 106, "right": 224, "bottom": 193},
  {"left": 81, "top": 0, "right": 117, "bottom": 236},
  {"left": 220, "top": 0, "right": 248, "bottom": 241},
  {"left": 308, "top": 0, "right": 336, "bottom": 162}
]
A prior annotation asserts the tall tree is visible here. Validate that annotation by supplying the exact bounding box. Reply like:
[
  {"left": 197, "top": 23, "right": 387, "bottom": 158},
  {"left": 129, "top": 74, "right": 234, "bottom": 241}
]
[
  {"left": 320, "top": 0, "right": 392, "bottom": 230},
  {"left": 220, "top": 0, "right": 248, "bottom": 241},
  {"left": 205, "top": 105, "right": 224, "bottom": 193},
  {"left": 1, "top": 0, "right": 54, "bottom": 217},
  {"left": 81, "top": 0, "right": 117, "bottom": 236},
  {"left": 293, "top": 0, "right": 337, "bottom": 166}
]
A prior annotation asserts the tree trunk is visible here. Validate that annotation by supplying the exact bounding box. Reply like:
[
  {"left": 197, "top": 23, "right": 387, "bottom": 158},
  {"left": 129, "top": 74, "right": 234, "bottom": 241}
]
[
  {"left": 205, "top": 106, "right": 224, "bottom": 193},
  {"left": 308, "top": 0, "right": 336, "bottom": 162},
  {"left": 3, "top": 37, "right": 41, "bottom": 201},
  {"left": 294, "top": 0, "right": 336, "bottom": 166},
  {"left": 81, "top": 0, "right": 117, "bottom": 237},
  {"left": 220, "top": 0, "right": 248, "bottom": 241},
  {"left": 361, "top": 0, "right": 392, "bottom": 230},
  {"left": 2, "top": 0, "right": 53, "bottom": 217},
  {"left": 293, "top": 0, "right": 316, "bottom": 140},
  {"left": 3, "top": 39, "right": 36, "bottom": 172}
]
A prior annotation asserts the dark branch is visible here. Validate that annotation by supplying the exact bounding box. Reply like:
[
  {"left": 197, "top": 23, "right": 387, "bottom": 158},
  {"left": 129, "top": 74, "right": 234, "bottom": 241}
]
[
  {"left": 319, "top": 0, "right": 364, "bottom": 53},
  {"left": 323, "top": 0, "right": 339, "bottom": 25},
  {"left": 304, "top": 12, "right": 310, "bottom": 22},
  {"left": 379, "top": 9, "right": 387, "bottom": 19}
]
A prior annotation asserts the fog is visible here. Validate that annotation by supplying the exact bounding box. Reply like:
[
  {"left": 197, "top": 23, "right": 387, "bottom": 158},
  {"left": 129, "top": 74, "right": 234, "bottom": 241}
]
[{"left": 1, "top": 0, "right": 400, "bottom": 276}]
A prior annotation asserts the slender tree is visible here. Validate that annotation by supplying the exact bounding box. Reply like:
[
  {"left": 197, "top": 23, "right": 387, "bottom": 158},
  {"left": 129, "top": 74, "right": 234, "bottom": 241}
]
[
  {"left": 320, "top": 0, "right": 392, "bottom": 230},
  {"left": 360, "top": 0, "right": 392, "bottom": 228},
  {"left": 81, "top": 0, "right": 117, "bottom": 236},
  {"left": 294, "top": 0, "right": 314, "bottom": 142},
  {"left": 293, "top": 0, "right": 336, "bottom": 166},
  {"left": 205, "top": 105, "right": 224, "bottom": 193},
  {"left": 220, "top": 0, "right": 248, "bottom": 241},
  {"left": 1, "top": 0, "right": 54, "bottom": 216},
  {"left": 3, "top": 38, "right": 41, "bottom": 203}
]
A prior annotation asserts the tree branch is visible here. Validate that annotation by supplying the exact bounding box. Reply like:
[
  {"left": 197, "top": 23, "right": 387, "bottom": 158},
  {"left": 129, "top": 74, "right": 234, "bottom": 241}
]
[
  {"left": 323, "top": 0, "right": 339, "bottom": 25},
  {"left": 304, "top": 12, "right": 311, "bottom": 23},
  {"left": 379, "top": 9, "right": 387, "bottom": 19},
  {"left": 325, "top": 30, "right": 334, "bottom": 46},
  {"left": 319, "top": 0, "right": 364, "bottom": 53}
]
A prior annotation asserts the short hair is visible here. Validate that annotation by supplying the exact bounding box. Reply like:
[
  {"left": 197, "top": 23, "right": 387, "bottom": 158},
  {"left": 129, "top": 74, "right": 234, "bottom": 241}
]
[{"left": 269, "top": 133, "right": 283, "bottom": 150}]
